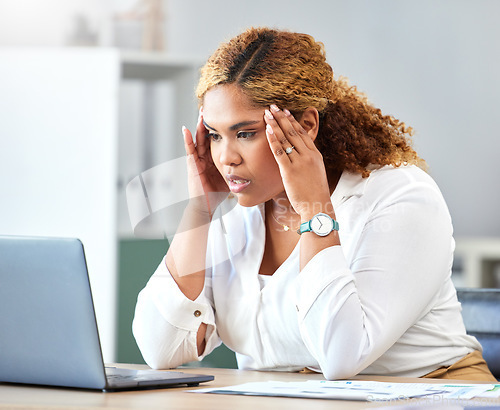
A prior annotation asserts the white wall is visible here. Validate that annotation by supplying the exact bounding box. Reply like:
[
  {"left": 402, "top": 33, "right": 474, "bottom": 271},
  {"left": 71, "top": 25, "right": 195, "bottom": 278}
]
[
  {"left": 0, "top": 49, "right": 119, "bottom": 362},
  {"left": 0, "top": 0, "right": 112, "bottom": 47}
]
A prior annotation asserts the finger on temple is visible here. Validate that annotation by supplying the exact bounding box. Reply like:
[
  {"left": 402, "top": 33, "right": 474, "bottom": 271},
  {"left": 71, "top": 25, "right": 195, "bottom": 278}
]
[
  {"left": 195, "top": 112, "right": 209, "bottom": 156},
  {"left": 266, "top": 124, "right": 291, "bottom": 164},
  {"left": 182, "top": 126, "right": 197, "bottom": 157},
  {"left": 265, "top": 110, "right": 294, "bottom": 150},
  {"left": 271, "top": 107, "right": 305, "bottom": 152},
  {"left": 286, "top": 112, "right": 316, "bottom": 150}
]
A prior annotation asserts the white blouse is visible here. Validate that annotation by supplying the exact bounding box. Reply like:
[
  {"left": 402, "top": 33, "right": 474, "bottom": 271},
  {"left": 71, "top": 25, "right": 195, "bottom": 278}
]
[{"left": 132, "top": 165, "right": 481, "bottom": 379}]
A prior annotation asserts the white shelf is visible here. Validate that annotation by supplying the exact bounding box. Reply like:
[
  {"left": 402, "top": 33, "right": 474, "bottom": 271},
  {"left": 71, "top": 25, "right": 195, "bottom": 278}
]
[
  {"left": 117, "top": 51, "right": 202, "bottom": 239},
  {"left": 120, "top": 51, "right": 202, "bottom": 66},
  {"left": 120, "top": 51, "right": 202, "bottom": 80},
  {"left": 453, "top": 237, "right": 500, "bottom": 288}
]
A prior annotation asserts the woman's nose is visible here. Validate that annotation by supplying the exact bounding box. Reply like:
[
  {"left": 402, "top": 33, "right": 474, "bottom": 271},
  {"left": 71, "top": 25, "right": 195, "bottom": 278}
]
[{"left": 218, "top": 141, "right": 242, "bottom": 166}]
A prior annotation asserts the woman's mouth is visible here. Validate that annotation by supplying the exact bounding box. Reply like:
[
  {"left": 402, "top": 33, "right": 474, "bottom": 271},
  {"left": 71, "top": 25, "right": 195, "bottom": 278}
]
[{"left": 227, "top": 175, "right": 251, "bottom": 193}]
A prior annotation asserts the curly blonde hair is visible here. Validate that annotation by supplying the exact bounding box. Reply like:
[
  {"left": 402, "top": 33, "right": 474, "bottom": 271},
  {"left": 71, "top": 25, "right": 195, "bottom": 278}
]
[{"left": 196, "top": 27, "right": 426, "bottom": 178}]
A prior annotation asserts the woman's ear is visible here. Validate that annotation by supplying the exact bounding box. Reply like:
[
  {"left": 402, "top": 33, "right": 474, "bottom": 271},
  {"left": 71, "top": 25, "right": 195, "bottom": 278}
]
[{"left": 299, "top": 107, "right": 320, "bottom": 142}]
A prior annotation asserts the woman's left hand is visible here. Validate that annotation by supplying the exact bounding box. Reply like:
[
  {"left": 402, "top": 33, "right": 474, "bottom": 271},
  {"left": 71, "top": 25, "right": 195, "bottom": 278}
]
[{"left": 264, "top": 104, "right": 332, "bottom": 220}]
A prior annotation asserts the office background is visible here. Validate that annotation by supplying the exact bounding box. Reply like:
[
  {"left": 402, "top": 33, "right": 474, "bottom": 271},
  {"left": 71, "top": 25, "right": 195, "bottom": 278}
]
[{"left": 1, "top": 0, "right": 499, "bottom": 365}]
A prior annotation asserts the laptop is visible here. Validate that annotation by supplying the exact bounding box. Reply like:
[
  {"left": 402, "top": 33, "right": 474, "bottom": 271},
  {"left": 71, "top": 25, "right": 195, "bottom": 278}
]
[{"left": 0, "top": 235, "right": 214, "bottom": 391}]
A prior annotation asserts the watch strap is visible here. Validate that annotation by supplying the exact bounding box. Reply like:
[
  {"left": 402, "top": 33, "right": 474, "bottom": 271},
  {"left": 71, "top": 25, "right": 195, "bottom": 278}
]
[{"left": 297, "top": 220, "right": 312, "bottom": 235}]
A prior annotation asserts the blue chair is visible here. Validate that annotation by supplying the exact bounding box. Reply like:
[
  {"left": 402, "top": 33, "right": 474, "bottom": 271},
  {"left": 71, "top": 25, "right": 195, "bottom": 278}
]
[{"left": 456, "top": 288, "right": 500, "bottom": 380}]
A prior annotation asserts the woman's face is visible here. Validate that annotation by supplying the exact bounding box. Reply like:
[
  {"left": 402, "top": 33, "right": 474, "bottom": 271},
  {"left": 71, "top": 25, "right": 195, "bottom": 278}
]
[{"left": 202, "top": 84, "right": 285, "bottom": 207}]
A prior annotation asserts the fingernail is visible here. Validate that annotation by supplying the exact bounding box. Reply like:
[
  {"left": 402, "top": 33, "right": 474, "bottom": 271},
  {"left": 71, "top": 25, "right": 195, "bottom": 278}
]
[
  {"left": 283, "top": 109, "right": 291, "bottom": 116},
  {"left": 264, "top": 109, "right": 274, "bottom": 120},
  {"left": 182, "top": 125, "right": 187, "bottom": 133},
  {"left": 266, "top": 124, "right": 274, "bottom": 134},
  {"left": 270, "top": 104, "right": 280, "bottom": 112}
]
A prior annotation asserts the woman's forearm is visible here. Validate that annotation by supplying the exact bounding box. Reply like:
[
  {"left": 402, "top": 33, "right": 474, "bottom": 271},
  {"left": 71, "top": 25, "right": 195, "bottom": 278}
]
[{"left": 166, "top": 203, "right": 212, "bottom": 301}]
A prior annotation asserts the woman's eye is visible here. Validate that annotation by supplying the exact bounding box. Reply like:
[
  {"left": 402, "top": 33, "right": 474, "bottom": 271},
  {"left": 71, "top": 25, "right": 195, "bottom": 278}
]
[
  {"left": 208, "top": 133, "right": 221, "bottom": 142},
  {"left": 237, "top": 131, "right": 256, "bottom": 139}
]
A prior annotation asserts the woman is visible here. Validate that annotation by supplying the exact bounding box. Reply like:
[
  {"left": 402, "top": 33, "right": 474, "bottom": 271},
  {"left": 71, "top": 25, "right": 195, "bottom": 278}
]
[{"left": 133, "top": 27, "right": 495, "bottom": 381}]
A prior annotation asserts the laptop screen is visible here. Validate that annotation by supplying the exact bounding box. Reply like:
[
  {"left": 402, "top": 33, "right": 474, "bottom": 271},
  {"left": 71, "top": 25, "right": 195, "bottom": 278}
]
[{"left": 0, "top": 236, "right": 107, "bottom": 389}]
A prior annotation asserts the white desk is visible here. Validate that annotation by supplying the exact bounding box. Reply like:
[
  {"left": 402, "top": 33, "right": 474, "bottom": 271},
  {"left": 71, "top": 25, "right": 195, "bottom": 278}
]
[{"left": 0, "top": 366, "right": 496, "bottom": 409}]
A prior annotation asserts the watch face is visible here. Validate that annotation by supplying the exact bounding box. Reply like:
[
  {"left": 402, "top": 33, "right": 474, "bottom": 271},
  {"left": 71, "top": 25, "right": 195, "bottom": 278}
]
[{"left": 311, "top": 213, "right": 334, "bottom": 236}]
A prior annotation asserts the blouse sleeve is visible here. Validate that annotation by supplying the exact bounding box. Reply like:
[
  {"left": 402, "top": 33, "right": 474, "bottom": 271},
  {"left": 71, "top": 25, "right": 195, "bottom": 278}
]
[
  {"left": 132, "top": 256, "right": 221, "bottom": 369},
  {"left": 294, "top": 175, "right": 455, "bottom": 379}
]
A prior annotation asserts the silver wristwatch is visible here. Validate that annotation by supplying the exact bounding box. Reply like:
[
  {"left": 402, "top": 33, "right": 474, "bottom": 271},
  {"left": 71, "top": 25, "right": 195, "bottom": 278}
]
[{"left": 298, "top": 212, "right": 339, "bottom": 236}]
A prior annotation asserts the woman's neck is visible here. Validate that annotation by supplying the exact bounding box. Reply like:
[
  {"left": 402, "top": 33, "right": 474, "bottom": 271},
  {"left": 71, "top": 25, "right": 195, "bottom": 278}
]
[{"left": 267, "top": 198, "right": 301, "bottom": 232}]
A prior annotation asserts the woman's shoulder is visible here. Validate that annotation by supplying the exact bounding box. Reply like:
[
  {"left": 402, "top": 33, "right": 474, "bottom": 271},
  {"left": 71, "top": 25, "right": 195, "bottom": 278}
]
[
  {"left": 365, "top": 164, "right": 440, "bottom": 193},
  {"left": 336, "top": 165, "right": 446, "bottom": 210},
  {"left": 336, "top": 164, "right": 439, "bottom": 200},
  {"left": 360, "top": 165, "right": 449, "bottom": 215},
  {"left": 370, "top": 164, "right": 433, "bottom": 181}
]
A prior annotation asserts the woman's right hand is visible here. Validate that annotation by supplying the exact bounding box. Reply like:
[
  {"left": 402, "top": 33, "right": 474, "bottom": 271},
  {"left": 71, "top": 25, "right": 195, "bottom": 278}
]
[{"left": 182, "top": 109, "right": 229, "bottom": 216}]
